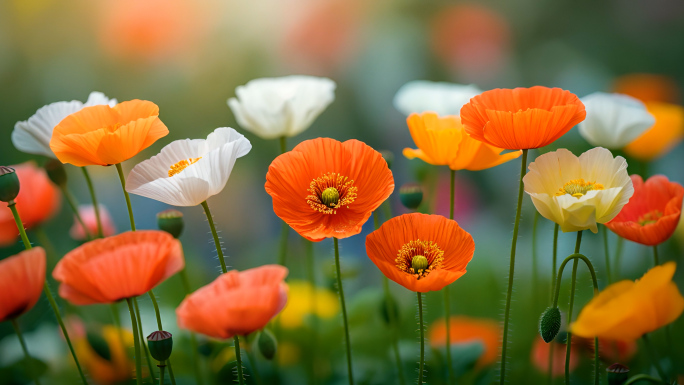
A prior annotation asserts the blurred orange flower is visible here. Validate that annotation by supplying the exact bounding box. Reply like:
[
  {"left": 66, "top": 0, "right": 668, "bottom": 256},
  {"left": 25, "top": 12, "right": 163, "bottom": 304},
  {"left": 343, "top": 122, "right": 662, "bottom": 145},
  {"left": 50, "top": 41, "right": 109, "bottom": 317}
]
[
  {"left": 571, "top": 262, "right": 684, "bottom": 341},
  {"left": 403, "top": 112, "right": 521, "bottom": 170},
  {"left": 365, "top": 213, "right": 474, "bottom": 292},
  {"left": 531, "top": 336, "right": 579, "bottom": 377},
  {"left": 576, "top": 336, "right": 637, "bottom": 364},
  {"left": 265, "top": 138, "right": 394, "bottom": 241},
  {"left": 429, "top": 316, "right": 500, "bottom": 367},
  {"left": 614, "top": 73, "right": 679, "bottom": 104},
  {"left": 50, "top": 100, "right": 169, "bottom": 167},
  {"left": 0, "top": 162, "right": 60, "bottom": 247},
  {"left": 460, "top": 86, "right": 586, "bottom": 150},
  {"left": 53, "top": 231, "right": 184, "bottom": 305},
  {"left": 606, "top": 175, "right": 683, "bottom": 246},
  {"left": 176, "top": 265, "right": 288, "bottom": 339},
  {"left": 623, "top": 102, "right": 684, "bottom": 161},
  {"left": 0, "top": 247, "right": 45, "bottom": 322}
]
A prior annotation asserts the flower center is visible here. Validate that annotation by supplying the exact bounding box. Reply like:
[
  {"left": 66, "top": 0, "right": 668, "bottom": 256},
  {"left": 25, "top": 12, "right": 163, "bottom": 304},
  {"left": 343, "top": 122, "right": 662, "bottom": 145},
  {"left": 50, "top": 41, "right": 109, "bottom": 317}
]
[
  {"left": 307, "top": 172, "right": 357, "bottom": 214},
  {"left": 168, "top": 157, "right": 202, "bottom": 177},
  {"left": 395, "top": 240, "right": 444, "bottom": 280},
  {"left": 106, "top": 122, "right": 123, "bottom": 133},
  {"left": 556, "top": 179, "right": 604, "bottom": 198},
  {"left": 638, "top": 210, "right": 663, "bottom": 226}
]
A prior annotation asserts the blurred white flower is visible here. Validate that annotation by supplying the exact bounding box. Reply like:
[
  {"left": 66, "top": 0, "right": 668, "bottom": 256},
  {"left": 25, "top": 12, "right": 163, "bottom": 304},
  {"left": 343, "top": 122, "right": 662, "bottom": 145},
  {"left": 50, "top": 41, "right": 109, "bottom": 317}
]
[
  {"left": 126, "top": 127, "right": 251, "bottom": 207},
  {"left": 578, "top": 92, "right": 655, "bottom": 149},
  {"left": 227, "top": 75, "right": 336, "bottom": 140},
  {"left": 393, "top": 81, "right": 482, "bottom": 116},
  {"left": 12, "top": 92, "right": 117, "bottom": 158}
]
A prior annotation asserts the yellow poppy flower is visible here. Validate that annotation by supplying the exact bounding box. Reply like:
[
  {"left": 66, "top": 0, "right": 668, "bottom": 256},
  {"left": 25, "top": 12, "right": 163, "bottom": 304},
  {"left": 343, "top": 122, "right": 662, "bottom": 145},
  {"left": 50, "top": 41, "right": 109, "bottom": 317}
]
[
  {"left": 623, "top": 102, "right": 684, "bottom": 161},
  {"left": 570, "top": 262, "right": 684, "bottom": 341},
  {"left": 278, "top": 280, "right": 339, "bottom": 329},
  {"left": 402, "top": 112, "right": 521, "bottom": 171},
  {"left": 75, "top": 325, "right": 134, "bottom": 385}
]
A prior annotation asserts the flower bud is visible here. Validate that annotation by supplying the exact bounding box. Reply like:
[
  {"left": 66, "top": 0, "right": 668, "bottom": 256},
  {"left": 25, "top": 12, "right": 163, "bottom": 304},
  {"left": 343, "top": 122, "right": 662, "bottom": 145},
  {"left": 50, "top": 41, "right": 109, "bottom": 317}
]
[
  {"left": 379, "top": 293, "right": 400, "bottom": 325},
  {"left": 257, "top": 329, "right": 277, "bottom": 360},
  {"left": 399, "top": 183, "right": 423, "bottom": 210},
  {"left": 539, "top": 307, "right": 561, "bottom": 343},
  {"left": 0, "top": 166, "right": 20, "bottom": 203},
  {"left": 379, "top": 150, "right": 394, "bottom": 169},
  {"left": 157, "top": 210, "right": 184, "bottom": 239},
  {"left": 44, "top": 159, "right": 67, "bottom": 187},
  {"left": 147, "top": 331, "right": 173, "bottom": 362},
  {"left": 606, "top": 363, "right": 629, "bottom": 385}
]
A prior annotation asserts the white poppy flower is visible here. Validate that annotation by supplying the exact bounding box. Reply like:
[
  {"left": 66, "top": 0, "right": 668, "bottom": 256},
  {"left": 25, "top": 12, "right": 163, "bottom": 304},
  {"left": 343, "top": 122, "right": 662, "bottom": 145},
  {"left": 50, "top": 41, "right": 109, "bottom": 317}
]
[
  {"left": 393, "top": 80, "right": 482, "bottom": 116},
  {"left": 578, "top": 92, "right": 655, "bottom": 149},
  {"left": 227, "top": 75, "right": 336, "bottom": 140},
  {"left": 12, "top": 92, "right": 117, "bottom": 158},
  {"left": 523, "top": 147, "right": 634, "bottom": 234},
  {"left": 126, "top": 127, "right": 252, "bottom": 207}
]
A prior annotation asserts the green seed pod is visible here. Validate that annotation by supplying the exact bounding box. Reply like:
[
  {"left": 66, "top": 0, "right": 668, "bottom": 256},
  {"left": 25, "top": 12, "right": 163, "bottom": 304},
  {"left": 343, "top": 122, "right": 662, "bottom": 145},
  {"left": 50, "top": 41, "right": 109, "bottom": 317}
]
[
  {"left": 86, "top": 331, "right": 112, "bottom": 361},
  {"left": 539, "top": 307, "right": 561, "bottom": 343},
  {"left": 258, "top": 329, "right": 277, "bottom": 360},
  {"left": 147, "top": 331, "right": 173, "bottom": 362},
  {"left": 0, "top": 166, "right": 20, "bottom": 203},
  {"left": 379, "top": 150, "right": 394, "bottom": 169},
  {"left": 399, "top": 183, "right": 423, "bottom": 210},
  {"left": 44, "top": 159, "right": 67, "bottom": 187},
  {"left": 606, "top": 363, "right": 629, "bottom": 385},
  {"left": 157, "top": 210, "right": 184, "bottom": 239},
  {"left": 379, "top": 293, "right": 400, "bottom": 325}
]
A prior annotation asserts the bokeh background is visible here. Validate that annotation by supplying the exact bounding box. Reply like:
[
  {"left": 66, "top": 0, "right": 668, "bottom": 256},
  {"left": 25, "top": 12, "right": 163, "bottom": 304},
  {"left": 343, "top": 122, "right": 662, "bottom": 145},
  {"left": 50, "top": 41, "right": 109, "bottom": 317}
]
[{"left": 1, "top": 0, "right": 683, "bottom": 384}]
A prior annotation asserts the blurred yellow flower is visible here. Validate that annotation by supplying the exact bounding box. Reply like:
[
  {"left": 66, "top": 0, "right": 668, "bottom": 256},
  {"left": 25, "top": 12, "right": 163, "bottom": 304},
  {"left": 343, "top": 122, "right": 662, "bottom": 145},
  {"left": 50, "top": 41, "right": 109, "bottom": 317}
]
[
  {"left": 277, "top": 342, "right": 301, "bottom": 366},
  {"left": 623, "top": 102, "right": 684, "bottom": 161},
  {"left": 278, "top": 280, "right": 339, "bottom": 329},
  {"left": 571, "top": 262, "right": 684, "bottom": 341},
  {"left": 76, "top": 325, "right": 134, "bottom": 385}
]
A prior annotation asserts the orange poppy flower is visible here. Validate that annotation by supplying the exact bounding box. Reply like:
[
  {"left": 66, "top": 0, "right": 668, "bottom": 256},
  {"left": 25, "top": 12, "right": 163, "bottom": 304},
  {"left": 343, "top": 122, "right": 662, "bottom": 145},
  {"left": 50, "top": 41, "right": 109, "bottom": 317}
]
[
  {"left": 531, "top": 336, "right": 579, "bottom": 377},
  {"left": 429, "top": 316, "right": 500, "bottom": 367},
  {"left": 265, "top": 138, "right": 394, "bottom": 241},
  {"left": 613, "top": 73, "right": 679, "bottom": 104},
  {"left": 50, "top": 100, "right": 169, "bottom": 167},
  {"left": 365, "top": 213, "right": 474, "bottom": 292},
  {"left": 623, "top": 103, "right": 684, "bottom": 161},
  {"left": 606, "top": 175, "right": 683, "bottom": 246},
  {"left": 460, "top": 86, "right": 586, "bottom": 150},
  {"left": 0, "top": 162, "right": 60, "bottom": 247},
  {"left": 53, "top": 230, "right": 183, "bottom": 305},
  {"left": 0, "top": 247, "right": 46, "bottom": 322},
  {"left": 403, "top": 112, "right": 521, "bottom": 170},
  {"left": 176, "top": 265, "right": 288, "bottom": 339}
]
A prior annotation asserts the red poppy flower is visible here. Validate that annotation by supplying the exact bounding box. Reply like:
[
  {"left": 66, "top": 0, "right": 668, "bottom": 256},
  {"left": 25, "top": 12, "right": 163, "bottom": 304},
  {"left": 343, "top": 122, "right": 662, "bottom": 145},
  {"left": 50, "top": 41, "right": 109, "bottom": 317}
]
[
  {"left": 0, "top": 247, "right": 46, "bottom": 322},
  {"left": 429, "top": 316, "right": 500, "bottom": 367},
  {"left": 606, "top": 175, "right": 684, "bottom": 246}
]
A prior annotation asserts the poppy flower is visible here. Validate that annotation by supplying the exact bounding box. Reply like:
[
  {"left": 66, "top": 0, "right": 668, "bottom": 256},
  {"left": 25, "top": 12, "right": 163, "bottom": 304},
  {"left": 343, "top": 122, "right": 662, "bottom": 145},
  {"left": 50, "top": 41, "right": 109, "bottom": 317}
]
[
  {"left": 265, "top": 138, "right": 394, "bottom": 241},
  {"left": 365, "top": 213, "right": 474, "bottom": 292},
  {"left": 460, "top": 86, "right": 586, "bottom": 150},
  {"left": 570, "top": 262, "right": 684, "bottom": 341},
  {"left": 393, "top": 81, "right": 482, "bottom": 116},
  {"left": 126, "top": 127, "right": 252, "bottom": 206},
  {"left": 575, "top": 336, "right": 637, "bottom": 364},
  {"left": 403, "top": 112, "right": 521, "bottom": 171},
  {"left": 0, "top": 162, "right": 61, "bottom": 247},
  {"left": 605, "top": 175, "right": 683, "bottom": 246},
  {"left": 577, "top": 92, "right": 655, "bottom": 149},
  {"left": 531, "top": 336, "right": 579, "bottom": 377},
  {"left": 70, "top": 204, "right": 117, "bottom": 241},
  {"left": 176, "top": 265, "right": 288, "bottom": 339},
  {"left": 228, "top": 76, "right": 336, "bottom": 140},
  {"left": 523, "top": 147, "right": 633, "bottom": 233},
  {"left": 623, "top": 102, "right": 684, "bottom": 161},
  {"left": 53, "top": 230, "right": 184, "bottom": 305},
  {"left": 429, "top": 316, "right": 500, "bottom": 367},
  {"left": 50, "top": 100, "right": 169, "bottom": 167},
  {"left": 0, "top": 247, "right": 46, "bottom": 322},
  {"left": 613, "top": 73, "right": 679, "bottom": 104}
]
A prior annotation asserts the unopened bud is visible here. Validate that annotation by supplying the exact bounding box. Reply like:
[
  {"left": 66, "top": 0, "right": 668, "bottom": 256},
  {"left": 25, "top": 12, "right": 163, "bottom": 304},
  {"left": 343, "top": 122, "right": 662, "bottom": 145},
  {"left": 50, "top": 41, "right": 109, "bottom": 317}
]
[
  {"left": 379, "top": 150, "right": 394, "bottom": 170},
  {"left": 157, "top": 210, "right": 184, "bottom": 239},
  {"left": 606, "top": 363, "right": 629, "bottom": 385},
  {"left": 147, "top": 331, "right": 173, "bottom": 362},
  {"left": 0, "top": 167, "right": 20, "bottom": 203},
  {"left": 257, "top": 329, "right": 277, "bottom": 360},
  {"left": 399, "top": 183, "right": 423, "bottom": 210},
  {"left": 539, "top": 307, "right": 561, "bottom": 343},
  {"left": 44, "top": 159, "right": 67, "bottom": 187}
]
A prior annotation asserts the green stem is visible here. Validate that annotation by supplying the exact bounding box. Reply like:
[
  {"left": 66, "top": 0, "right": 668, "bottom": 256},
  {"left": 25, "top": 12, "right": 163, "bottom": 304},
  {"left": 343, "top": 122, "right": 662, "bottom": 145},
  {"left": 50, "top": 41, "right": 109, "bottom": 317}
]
[
  {"left": 148, "top": 291, "right": 176, "bottom": 385},
  {"left": 179, "top": 269, "right": 191, "bottom": 294},
  {"left": 189, "top": 333, "right": 204, "bottom": 385},
  {"left": 59, "top": 185, "right": 91, "bottom": 240},
  {"left": 551, "top": 224, "right": 559, "bottom": 302},
  {"left": 234, "top": 336, "right": 245, "bottom": 385},
  {"left": 564, "top": 231, "right": 583, "bottom": 385},
  {"left": 532, "top": 211, "right": 539, "bottom": 309},
  {"left": 134, "top": 297, "right": 156, "bottom": 381},
  {"left": 334, "top": 238, "right": 354, "bottom": 385},
  {"left": 547, "top": 341, "right": 554, "bottom": 385},
  {"left": 159, "top": 363, "right": 165, "bottom": 385},
  {"left": 623, "top": 374, "right": 668, "bottom": 384},
  {"left": 11, "top": 319, "right": 41, "bottom": 385},
  {"left": 110, "top": 303, "right": 128, "bottom": 362},
  {"left": 279, "top": 136, "right": 287, "bottom": 154},
  {"left": 279, "top": 221, "right": 288, "bottom": 266},
  {"left": 417, "top": 292, "right": 425, "bottom": 385},
  {"left": 499, "top": 148, "right": 528, "bottom": 384},
  {"left": 126, "top": 298, "right": 144, "bottom": 385},
  {"left": 602, "top": 226, "right": 612, "bottom": 284},
  {"left": 32, "top": 226, "right": 59, "bottom": 268},
  {"left": 449, "top": 169, "right": 455, "bottom": 219},
  {"left": 653, "top": 245, "right": 659, "bottom": 266},
  {"left": 115, "top": 163, "right": 136, "bottom": 231},
  {"left": 246, "top": 349, "right": 263, "bottom": 385},
  {"left": 642, "top": 334, "right": 668, "bottom": 382},
  {"left": 81, "top": 167, "right": 104, "bottom": 238},
  {"left": 615, "top": 236, "right": 624, "bottom": 279},
  {"left": 201, "top": 201, "right": 228, "bottom": 274},
  {"left": 305, "top": 238, "right": 319, "bottom": 385}
]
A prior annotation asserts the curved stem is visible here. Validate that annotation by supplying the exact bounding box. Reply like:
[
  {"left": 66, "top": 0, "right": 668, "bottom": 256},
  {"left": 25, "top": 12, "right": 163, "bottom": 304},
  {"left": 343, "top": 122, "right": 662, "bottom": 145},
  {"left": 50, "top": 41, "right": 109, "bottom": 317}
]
[
  {"left": 134, "top": 298, "right": 156, "bottom": 380},
  {"left": 642, "top": 334, "right": 668, "bottom": 382},
  {"left": 201, "top": 201, "right": 228, "bottom": 274},
  {"left": 115, "top": 163, "right": 136, "bottom": 231},
  {"left": 653, "top": 245, "right": 659, "bottom": 266},
  {"left": 500, "top": 149, "right": 528, "bottom": 384},
  {"left": 334, "top": 238, "right": 354, "bottom": 385},
  {"left": 59, "top": 185, "right": 91, "bottom": 240},
  {"left": 148, "top": 291, "right": 176, "bottom": 385},
  {"left": 11, "top": 319, "right": 42, "bottom": 385},
  {"left": 564, "top": 231, "right": 583, "bottom": 385},
  {"left": 602, "top": 226, "right": 612, "bottom": 284},
  {"left": 417, "top": 292, "right": 425, "bottom": 385},
  {"left": 126, "top": 298, "right": 144, "bottom": 385},
  {"left": 81, "top": 167, "right": 104, "bottom": 238},
  {"left": 623, "top": 374, "right": 668, "bottom": 384},
  {"left": 234, "top": 336, "right": 245, "bottom": 385}
]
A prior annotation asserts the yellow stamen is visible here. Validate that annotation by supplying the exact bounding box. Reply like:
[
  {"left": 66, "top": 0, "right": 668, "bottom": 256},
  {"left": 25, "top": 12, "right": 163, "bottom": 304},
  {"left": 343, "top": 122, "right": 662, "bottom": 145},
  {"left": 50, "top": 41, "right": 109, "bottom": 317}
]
[
  {"left": 556, "top": 179, "right": 604, "bottom": 198},
  {"left": 307, "top": 172, "right": 357, "bottom": 214},
  {"left": 638, "top": 210, "right": 663, "bottom": 226},
  {"left": 395, "top": 240, "right": 444, "bottom": 280},
  {"left": 168, "top": 157, "right": 202, "bottom": 177}
]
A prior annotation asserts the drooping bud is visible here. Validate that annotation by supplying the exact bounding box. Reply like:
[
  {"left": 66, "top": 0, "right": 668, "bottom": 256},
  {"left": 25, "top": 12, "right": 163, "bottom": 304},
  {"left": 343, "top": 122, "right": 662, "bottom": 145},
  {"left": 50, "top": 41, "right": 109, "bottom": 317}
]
[
  {"left": 86, "top": 331, "right": 112, "bottom": 361},
  {"left": 411, "top": 255, "right": 429, "bottom": 273},
  {"left": 379, "top": 293, "right": 400, "bottom": 325},
  {"left": 147, "top": 331, "right": 173, "bottom": 362},
  {"left": 0, "top": 167, "right": 20, "bottom": 203},
  {"left": 44, "top": 159, "right": 67, "bottom": 187},
  {"left": 399, "top": 183, "right": 423, "bottom": 210},
  {"left": 321, "top": 187, "right": 340, "bottom": 207},
  {"left": 606, "top": 363, "right": 629, "bottom": 385},
  {"left": 379, "top": 150, "right": 394, "bottom": 169},
  {"left": 257, "top": 329, "right": 277, "bottom": 360},
  {"left": 157, "top": 210, "right": 184, "bottom": 239},
  {"left": 539, "top": 307, "right": 561, "bottom": 343}
]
